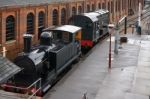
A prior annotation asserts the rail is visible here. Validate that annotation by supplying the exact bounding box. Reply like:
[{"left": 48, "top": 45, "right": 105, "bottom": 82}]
[
  {"left": 127, "top": 6, "right": 150, "bottom": 23},
  {"left": 0, "top": 78, "right": 42, "bottom": 99},
  {"left": 116, "top": 6, "right": 150, "bottom": 33}
]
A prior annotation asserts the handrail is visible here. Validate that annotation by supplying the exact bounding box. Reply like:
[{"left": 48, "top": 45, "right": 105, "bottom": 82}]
[{"left": 0, "top": 78, "right": 42, "bottom": 99}]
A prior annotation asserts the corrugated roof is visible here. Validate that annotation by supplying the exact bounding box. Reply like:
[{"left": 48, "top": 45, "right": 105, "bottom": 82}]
[
  {"left": 0, "top": 0, "right": 84, "bottom": 8},
  {"left": 0, "top": 55, "right": 21, "bottom": 84}
]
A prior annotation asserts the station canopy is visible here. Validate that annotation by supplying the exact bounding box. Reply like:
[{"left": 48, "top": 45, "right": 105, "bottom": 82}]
[{"left": 0, "top": 55, "right": 21, "bottom": 84}]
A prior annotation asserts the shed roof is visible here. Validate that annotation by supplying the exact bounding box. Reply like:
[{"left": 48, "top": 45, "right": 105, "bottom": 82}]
[{"left": 0, "top": 55, "right": 21, "bottom": 84}]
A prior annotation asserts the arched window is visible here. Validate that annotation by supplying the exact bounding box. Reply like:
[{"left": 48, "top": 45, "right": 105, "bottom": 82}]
[
  {"left": 102, "top": 3, "right": 105, "bottom": 9},
  {"left": 87, "top": 5, "right": 90, "bottom": 12},
  {"left": 38, "top": 11, "right": 45, "bottom": 39},
  {"left": 92, "top": 4, "right": 95, "bottom": 11},
  {"left": 72, "top": 7, "right": 76, "bottom": 16},
  {"left": 78, "top": 6, "right": 82, "bottom": 14},
  {"left": 27, "top": 13, "right": 34, "bottom": 34},
  {"left": 108, "top": 2, "right": 110, "bottom": 12},
  {"left": 61, "top": 8, "right": 66, "bottom": 25},
  {"left": 111, "top": 1, "right": 114, "bottom": 13},
  {"left": 6, "top": 15, "right": 15, "bottom": 41},
  {"left": 98, "top": 3, "right": 101, "bottom": 9},
  {"left": 52, "top": 9, "right": 59, "bottom": 26}
]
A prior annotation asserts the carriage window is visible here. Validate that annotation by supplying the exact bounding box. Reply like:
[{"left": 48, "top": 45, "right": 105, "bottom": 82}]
[
  {"left": 53, "top": 32, "right": 62, "bottom": 41},
  {"left": 62, "top": 32, "right": 69, "bottom": 43},
  {"left": 52, "top": 32, "right": 70, "bottom": 43}
]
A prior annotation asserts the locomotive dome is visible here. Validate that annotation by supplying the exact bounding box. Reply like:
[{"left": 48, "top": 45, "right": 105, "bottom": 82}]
[{"left": 40, "top": 32, "right": 52, "bottom": 46}]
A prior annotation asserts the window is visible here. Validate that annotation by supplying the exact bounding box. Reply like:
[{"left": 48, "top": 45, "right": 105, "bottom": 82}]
[
  {"left": 102, "top": 3, "right": 105, "bottom": 9},
  {"left": 38, "top": 11, "right": 45, "bottom": 39},
  {"left": 78, "top": 6, "right": 82, "bottom": 14},
  {"left": 62, "top": 32, "right": 69, "bottom": 43},
  {"left": 27, "top": 13, "right": 34, "bottom": 34},
  {"left": 52, "top": 9, "right": 59, "bottom": 26},
  {"left": 6, "top": 15, "right": 15, "bottom": 41},
  {"left": 108, "top": 2, "right": 110, "bottom": 12},
  {"left": 98, "top": 3, "right": 101, "bottom": 9},
  {"left": 111, "top": 1, "right": 114, "bottom": 13},
  {"left": 87, "top": 5, "right": 90, "bottom": 12},
  {"left": 116, "top": 1, "right": 118, "bottom": 12},
  {"left": 122, "top": 0, "right": 124, "bottom": 10},
  {"left": 61, "top": 8, "right": 66, "bottom": 25},
  {"left": 92, "top": 4, "right": 95, "bottom": 11},
  {"left": 38, "top": 11, "right": 45, "bottom": 28},
  {"left": 72, "top": 7, "right": 76, "bottom": 16},
  {"left": 118, "top": 0, "right": 120, "bottom": 12}
]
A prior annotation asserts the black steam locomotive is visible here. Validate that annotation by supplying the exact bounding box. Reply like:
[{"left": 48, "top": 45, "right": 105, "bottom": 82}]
[
  {"left": 2, "top": 25, "right": 82, "bottom": 95},
  {"left": 69, "top": 9, "right": 109, "bottom": 48}
]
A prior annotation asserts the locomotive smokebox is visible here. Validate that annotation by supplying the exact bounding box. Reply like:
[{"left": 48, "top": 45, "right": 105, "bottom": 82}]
[{"left": 23, "top": 34, "right": 33, "bottom": 53}]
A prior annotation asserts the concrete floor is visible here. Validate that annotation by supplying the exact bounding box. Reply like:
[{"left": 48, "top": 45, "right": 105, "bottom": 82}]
[{"left": 44, "top": 34, "right": 150, "bottom": 99}]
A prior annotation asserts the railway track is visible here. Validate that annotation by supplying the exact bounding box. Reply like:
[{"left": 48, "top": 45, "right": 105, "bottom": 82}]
[{"left": 118, "top": 6, "right": 150, "bottom": 34}]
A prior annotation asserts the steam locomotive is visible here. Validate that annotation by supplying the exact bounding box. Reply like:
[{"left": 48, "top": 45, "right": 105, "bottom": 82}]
[
  {"left": 2, "top": 25, "right": 82, "bottom": 95},
  {"left": 1, "top": 9, "right": 109, "bottom": 96}
]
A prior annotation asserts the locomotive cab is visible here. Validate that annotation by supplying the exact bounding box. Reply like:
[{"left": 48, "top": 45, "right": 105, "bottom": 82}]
[
  {"left": 43, "top": 25, "right": 82, "bottom": 74},
  {"left": 44, "top": 25, "right": 82, "bottom": 51}
]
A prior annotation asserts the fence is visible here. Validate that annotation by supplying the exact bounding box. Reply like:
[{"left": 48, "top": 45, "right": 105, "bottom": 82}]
[{"left": 0, "top": 78, "right": 42, "bottom": 99}]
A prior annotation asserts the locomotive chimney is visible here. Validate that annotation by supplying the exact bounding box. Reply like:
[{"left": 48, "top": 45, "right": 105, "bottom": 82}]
[{"left": 23, "top": 34, "right": 33, "bottom": 53}]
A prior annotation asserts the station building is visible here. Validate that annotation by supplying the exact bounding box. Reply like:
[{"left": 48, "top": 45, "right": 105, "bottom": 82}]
[{"left": 0, "top": 0, "right": 144, "bottom": 60}]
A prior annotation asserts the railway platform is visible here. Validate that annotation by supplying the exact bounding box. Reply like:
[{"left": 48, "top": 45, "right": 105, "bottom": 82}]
[{"left": 44, "top": 32, "right": 150, "bottom": 99}]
